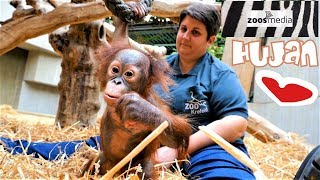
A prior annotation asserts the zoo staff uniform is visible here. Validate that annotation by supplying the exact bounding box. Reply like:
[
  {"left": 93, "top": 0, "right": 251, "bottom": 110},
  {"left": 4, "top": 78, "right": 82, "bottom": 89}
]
[{"left": 156, "top": 52, "right": 255, "bottom": 179}]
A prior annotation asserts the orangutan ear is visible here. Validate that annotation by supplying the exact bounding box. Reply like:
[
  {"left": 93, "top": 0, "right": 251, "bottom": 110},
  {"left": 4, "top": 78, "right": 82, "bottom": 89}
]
[{"left": 147, "top": 76, "right": 154, "bottom": 89}]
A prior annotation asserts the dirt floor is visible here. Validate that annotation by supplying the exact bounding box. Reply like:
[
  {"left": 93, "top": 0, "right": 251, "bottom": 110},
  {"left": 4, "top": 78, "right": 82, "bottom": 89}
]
[{"left": 0, "top": 105, "right": 314, "bottom": 179}]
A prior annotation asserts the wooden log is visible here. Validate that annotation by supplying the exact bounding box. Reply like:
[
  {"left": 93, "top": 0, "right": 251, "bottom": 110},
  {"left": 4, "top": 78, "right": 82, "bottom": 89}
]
[
  {"left": 151, "top": 0, "right": 221, "bottom": 17},
  {"left": 199, "top": 125, "right": 267, "bottom": 180},
  {"left": 100, "top": 121, "right": 169, "bottom": 179},
  {"left": 247, "top": 109, "right": 293, "bottom": 143},
  {"left": 0, "top": 0, "right": 220, "bottom": 56},
  {"left": 0, "top": 1, "right": 110, "bottom": 56}
]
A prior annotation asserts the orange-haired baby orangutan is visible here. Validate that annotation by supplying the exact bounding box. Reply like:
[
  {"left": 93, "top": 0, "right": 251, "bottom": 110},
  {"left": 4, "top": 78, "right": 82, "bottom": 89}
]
[{"left": 82, "top": 11, "right": 192, "bottom": 180}]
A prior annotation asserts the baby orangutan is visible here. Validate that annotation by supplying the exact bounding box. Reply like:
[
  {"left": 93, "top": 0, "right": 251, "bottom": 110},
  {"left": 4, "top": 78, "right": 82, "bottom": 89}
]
[{"left": 82, "top": 14, "right": 192, "bottom": 180}]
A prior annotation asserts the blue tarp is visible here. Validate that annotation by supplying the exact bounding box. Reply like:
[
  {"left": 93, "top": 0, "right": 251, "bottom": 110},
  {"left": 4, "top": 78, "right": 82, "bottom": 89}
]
[{"left": 0, "top": 136, "right": 101, "bottom": 161}]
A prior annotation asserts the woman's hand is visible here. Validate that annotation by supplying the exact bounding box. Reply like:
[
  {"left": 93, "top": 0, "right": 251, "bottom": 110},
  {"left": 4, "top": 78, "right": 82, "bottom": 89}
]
[
  {"left": 155, "top": 146, "right": 178, "bottom": 168},
  {"left": 187, "top": 115, "right": 247, "bottom": 155}
]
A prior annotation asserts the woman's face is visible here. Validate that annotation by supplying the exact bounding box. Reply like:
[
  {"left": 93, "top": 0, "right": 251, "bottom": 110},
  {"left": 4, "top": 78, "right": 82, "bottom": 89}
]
[{"left": 176, "top": 15, "right": 215, "bottom": 62}]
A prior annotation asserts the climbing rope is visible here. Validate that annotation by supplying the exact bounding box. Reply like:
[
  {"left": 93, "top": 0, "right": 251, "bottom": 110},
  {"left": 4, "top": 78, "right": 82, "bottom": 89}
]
[{"left": 105, "top": 0, "right": 154, "bottom": 22}]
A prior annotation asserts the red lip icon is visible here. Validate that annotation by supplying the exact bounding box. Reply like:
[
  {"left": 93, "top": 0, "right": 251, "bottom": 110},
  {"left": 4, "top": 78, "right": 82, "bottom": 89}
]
[
  {"left": 262, "top": 77, "right": 313, "bottom": 103},
  {"left": 255, "top": 70, "right": 318, "bottom": 106}
]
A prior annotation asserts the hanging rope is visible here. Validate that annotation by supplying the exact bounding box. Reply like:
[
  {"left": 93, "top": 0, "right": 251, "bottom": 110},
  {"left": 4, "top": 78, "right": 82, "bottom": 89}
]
[{"left": 105, "top": 0, "right": 153, "bottom": 22}]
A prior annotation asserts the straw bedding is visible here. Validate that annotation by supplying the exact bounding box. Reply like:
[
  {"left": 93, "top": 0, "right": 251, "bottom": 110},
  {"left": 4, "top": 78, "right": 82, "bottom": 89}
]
[{"left": 0, "top": 105, "right": 313, "bottom": 179}]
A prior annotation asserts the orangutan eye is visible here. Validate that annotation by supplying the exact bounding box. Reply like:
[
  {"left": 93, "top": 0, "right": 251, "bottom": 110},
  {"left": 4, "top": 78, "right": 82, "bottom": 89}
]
[
  {"left": 124, "top": 70, "right": 134, "bottom": 78},
  {"left": 112, "top": 66, "right": 119, "bottom": 73}
]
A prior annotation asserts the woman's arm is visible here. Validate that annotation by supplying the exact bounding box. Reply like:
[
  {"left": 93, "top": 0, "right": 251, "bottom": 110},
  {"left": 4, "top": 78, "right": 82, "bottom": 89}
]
[
  {"left": 187, "top": 115, "right": 247, "bottom": 154},
  {"left": 155, "top": 115, "right": 247, "bottom": 164}
]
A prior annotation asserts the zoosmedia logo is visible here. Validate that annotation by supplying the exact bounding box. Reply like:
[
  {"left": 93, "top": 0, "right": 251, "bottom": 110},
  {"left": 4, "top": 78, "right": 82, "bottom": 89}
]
[{"left": 247, "top": 10, "right": 293, "bottom": 27}]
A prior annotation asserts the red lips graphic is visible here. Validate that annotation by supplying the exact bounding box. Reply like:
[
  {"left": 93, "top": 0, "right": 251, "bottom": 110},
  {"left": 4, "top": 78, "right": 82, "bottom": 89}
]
[
  {"left": 262, "top": 77, "right": 313, "bottom": 103},
  {"left": 255, "top": 70, "right": 318, "bottom": 106}
]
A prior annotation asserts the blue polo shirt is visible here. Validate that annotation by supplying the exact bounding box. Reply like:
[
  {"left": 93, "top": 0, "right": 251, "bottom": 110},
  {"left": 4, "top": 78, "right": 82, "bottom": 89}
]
[{"left": 155, "top": 52, "right": 248, "bottom": 144}]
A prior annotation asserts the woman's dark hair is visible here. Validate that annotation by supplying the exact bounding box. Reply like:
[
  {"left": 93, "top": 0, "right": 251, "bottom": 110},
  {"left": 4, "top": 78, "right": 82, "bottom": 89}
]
[{"left": 179, "top": 3, "right": 221, "bottom": 40}]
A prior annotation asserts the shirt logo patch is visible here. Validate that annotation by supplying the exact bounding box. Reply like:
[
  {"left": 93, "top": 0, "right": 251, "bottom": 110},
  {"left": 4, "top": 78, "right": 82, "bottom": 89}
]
[{"left": 185, "top": 91, "right": 209, "bottom": 114}]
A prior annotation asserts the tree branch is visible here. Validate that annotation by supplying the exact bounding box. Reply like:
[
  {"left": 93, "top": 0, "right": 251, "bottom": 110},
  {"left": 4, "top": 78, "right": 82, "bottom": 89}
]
[
  {"left": 0, "top": 0, "right": 220, "bottom": 56},
  {"left": 151, "top": 0, "right": 220, "bottom": 17},
  {"left": 0, "top": 1, "right": 110, "bottom": 55}
]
